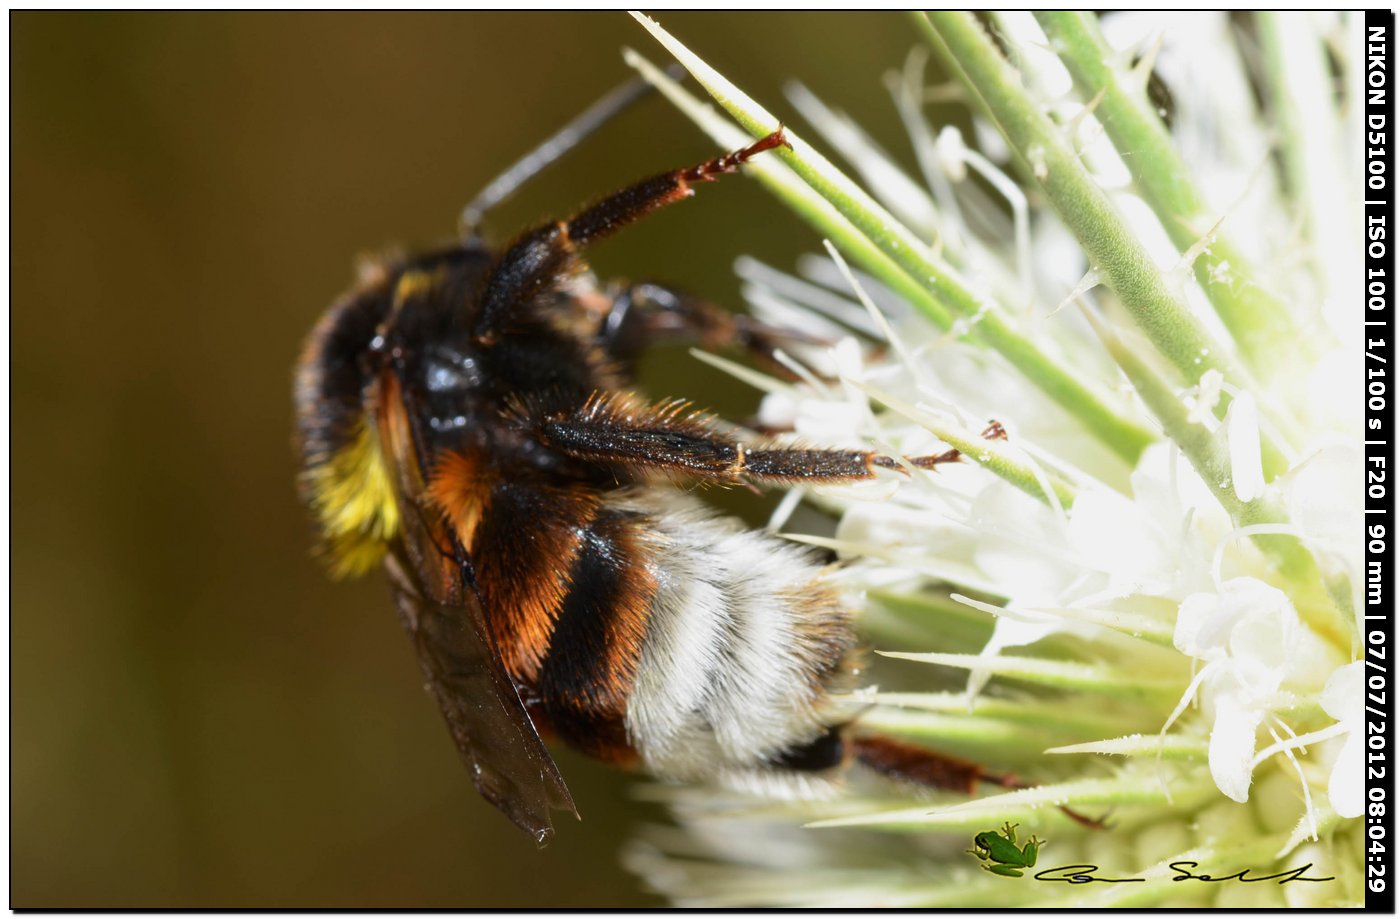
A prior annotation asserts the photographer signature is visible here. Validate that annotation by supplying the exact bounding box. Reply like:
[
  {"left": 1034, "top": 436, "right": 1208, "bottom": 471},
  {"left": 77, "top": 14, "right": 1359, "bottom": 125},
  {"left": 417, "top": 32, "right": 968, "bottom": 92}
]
[{"left": 1032, "top": 861, "right": 1335, "bottom": 885}]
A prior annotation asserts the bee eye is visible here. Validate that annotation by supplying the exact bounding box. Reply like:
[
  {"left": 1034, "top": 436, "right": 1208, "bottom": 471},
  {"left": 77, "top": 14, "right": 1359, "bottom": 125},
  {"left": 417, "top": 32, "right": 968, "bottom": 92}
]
[{"left": 424, "top": 348, "right": 481, "bottom": 393}]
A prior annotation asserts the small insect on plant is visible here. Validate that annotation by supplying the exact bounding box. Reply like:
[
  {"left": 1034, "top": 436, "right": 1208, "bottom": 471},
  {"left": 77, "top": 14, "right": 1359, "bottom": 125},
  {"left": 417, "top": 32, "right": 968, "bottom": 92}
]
[
  {"left": 294, "top": 73, "right": 1068, "bottom": 846},
  {"left": 968, "top": 823, "right": 1042, "bottom": 878}
]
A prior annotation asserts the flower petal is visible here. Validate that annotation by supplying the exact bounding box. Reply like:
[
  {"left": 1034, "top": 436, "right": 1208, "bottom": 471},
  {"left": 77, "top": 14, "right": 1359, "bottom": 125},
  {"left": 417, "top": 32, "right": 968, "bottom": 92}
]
[
  {"left": 1226, "top": 390, "right": 1264, "bottom": 502},
  {"left": 1286, "top": 444, "right": 1363, "bottom": 552},
  {"left": 1068, "top": 489, "right": 1176, "bottom": 595},
  {"left": 1329, "top": 731, "right": 1363, "bottom": 819},
  {"left": 1209, "top": 693, "right": 1260, "bottom": 802},
  {"left": 1320, "top": 660, "right": 1362, "bottom": 725}
]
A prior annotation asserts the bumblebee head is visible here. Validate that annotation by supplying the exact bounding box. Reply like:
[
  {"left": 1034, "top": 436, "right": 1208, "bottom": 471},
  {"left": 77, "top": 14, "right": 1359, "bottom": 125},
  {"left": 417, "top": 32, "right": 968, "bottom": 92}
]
[{"left": 294, "top": 245, "right": 496, "bottom": 577}]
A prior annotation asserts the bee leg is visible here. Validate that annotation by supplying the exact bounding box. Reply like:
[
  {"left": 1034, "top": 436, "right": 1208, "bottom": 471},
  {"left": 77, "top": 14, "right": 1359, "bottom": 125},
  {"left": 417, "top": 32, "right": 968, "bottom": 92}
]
[
  {"left": 534, "top": 394, "right": 976, "bottom": 484},
  {"left": 598, "top": 281, "right": 830, "bottom": 377},
  {"left": 904, "top": 421, "right": 1008, "bottom": 470},
  {"left": 850, "top": 734, "right": 1107, "bottom": 829},
  {"left": 474, "top": 130, "right": 790, "bottom": 342},
  {"left": 847, "top": 733, "right": 985, "bottom": 793}
]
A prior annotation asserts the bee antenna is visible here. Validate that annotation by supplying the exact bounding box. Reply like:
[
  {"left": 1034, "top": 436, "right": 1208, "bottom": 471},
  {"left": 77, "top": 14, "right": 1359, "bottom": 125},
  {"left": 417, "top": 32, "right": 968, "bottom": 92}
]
[{"left": 459, "top": 64, "right": 686, "bottom": 237}]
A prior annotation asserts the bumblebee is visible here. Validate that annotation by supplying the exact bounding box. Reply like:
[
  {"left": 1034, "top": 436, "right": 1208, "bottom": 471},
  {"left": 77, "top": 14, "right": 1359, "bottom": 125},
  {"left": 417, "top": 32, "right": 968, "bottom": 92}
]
[{"left": 295, "top": 80, "right": 1029, "bottom": 845}]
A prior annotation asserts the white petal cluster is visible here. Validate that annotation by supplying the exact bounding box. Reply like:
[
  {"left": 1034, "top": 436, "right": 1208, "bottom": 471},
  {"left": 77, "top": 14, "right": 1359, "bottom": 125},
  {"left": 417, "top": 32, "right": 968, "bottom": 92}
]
[{"left": 1171, "top": 578, "right": 1333, "bottom": 803}]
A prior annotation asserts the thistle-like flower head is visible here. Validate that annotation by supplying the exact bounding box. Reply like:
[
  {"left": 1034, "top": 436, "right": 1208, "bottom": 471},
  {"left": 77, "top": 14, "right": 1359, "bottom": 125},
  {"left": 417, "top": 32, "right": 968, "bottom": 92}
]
[{"left": 623, "top": 11, "right": 1364, "bottom": 907}]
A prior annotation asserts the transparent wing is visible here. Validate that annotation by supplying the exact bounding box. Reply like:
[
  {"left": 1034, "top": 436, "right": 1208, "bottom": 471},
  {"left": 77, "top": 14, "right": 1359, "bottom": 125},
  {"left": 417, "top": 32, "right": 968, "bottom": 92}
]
[
  {"left": 375, "top": 374, "right": 576, "bottom": 845},
  {"left": 385, "top": 555, "right": 577, "bottom": 846}
]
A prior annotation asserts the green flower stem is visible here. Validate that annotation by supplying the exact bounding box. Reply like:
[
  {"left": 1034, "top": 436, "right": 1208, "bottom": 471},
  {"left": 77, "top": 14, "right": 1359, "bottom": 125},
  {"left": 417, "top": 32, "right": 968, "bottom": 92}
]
[
  {"left": 1033, "top": 11, "right": 1308, "bottom": 378},
  {"left": 1084, "top": 309, "right": 1352, "bottom": 650},
  {"left": 1047, "top": 733, "right": 1207, "bottom": 760},
  {"left": 1016, "top": 603, "right": 1177, "bottom": 647},
  {"left": 810, "top": 775, "right": 1218, "bottom": 831},
  {"left": 1257, "top": 11, "right": 1351, "bottom": 345},
  {"left": 880, "top": 651, "right": 1182, "bottom": 704},
  {"left": 626, "top": 50, "right": 957, "bottom": 334},
  {"left": 917, "top": 12, "right": 1231, "bottom": 384},
  {"left": 865, "top": 588, "right": 997, "bottom": 650},
  {"left": 629, "top": 16, "right": 1155, "bottom": 465},
  {"left": 919, "top": 11, "right": 1291, "bottom": 480},
  {"left": 865, "top": 691, "right": 1144, "bottom": 737},
  {"left": 856, "top": 706, "right": 1078, "bottom": 757},
  {"left": 851, "top": 379, "right": 1079, "bottom": 509}
]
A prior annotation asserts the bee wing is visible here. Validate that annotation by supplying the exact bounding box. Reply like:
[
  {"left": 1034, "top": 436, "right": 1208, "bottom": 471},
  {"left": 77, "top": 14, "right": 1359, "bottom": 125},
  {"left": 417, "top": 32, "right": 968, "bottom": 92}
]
[
  {"left": 375, "top": 374, "right": 576, "bottom": 845},
  {"left": 385, "top": 554, "right": 577, "bottom": 846}
]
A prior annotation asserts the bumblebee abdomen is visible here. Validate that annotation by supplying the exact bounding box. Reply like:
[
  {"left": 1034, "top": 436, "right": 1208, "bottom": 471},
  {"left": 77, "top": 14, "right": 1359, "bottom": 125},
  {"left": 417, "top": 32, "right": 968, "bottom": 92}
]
[
  {"left": 616, "top": 489, "right": 856, "bottom": 780},
  {"left": 451, "top": 478, "right": 856, "bottom": 777},
  {"left": 445, "top": 468, "right": 648, "bottom": 762},
  {"left": 534, "top": 506, "right": 655, "bottom": 762}
]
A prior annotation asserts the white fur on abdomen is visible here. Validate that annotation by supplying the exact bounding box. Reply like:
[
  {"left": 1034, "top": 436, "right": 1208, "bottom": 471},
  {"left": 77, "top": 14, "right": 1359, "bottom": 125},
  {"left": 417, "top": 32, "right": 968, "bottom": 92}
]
[{"left": 616, "top": 489, "right": 852, "bottom": 780}]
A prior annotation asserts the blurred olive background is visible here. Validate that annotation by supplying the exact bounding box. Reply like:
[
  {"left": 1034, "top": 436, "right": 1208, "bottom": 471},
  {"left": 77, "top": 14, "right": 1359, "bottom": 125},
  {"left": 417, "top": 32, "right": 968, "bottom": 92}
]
[{"left": 13, "top": 11, "right": 927, "bottom": 908}]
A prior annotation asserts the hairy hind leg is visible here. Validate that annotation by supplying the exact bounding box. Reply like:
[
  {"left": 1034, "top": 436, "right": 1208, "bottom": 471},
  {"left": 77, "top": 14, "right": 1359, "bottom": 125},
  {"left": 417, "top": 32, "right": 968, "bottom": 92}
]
[
  {"left": 848, "top": 733, "right": 1106, "bottom": 830},
  {"left": 474, "top": 130, "right": 789, "bottom": 343}
]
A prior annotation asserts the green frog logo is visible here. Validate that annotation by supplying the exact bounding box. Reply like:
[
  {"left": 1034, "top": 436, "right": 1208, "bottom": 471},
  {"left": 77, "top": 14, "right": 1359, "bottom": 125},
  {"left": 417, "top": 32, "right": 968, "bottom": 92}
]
[{"left": 968, "top": 822, "right": 1042, "bottom": 878}]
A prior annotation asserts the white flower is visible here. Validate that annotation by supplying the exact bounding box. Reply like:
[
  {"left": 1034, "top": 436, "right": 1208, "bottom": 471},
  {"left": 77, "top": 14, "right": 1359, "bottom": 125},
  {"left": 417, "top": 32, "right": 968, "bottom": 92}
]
[
  {"left": 1320, "top": 662, "right": 1363, "bottom": 819},
  {"left": 1172, "top": 578, "right": 1303, "bottom": 802}
]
